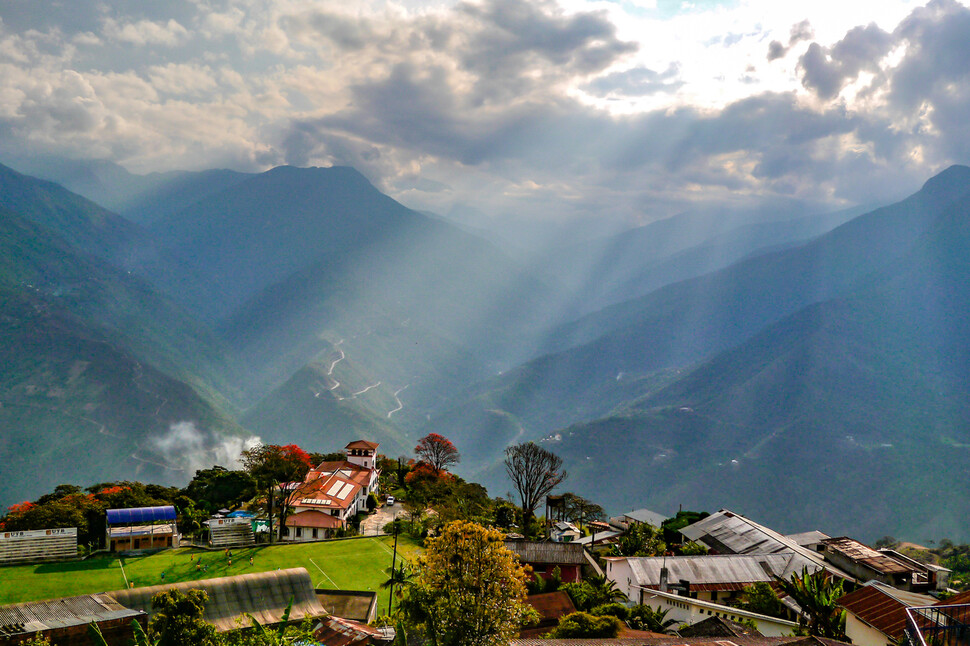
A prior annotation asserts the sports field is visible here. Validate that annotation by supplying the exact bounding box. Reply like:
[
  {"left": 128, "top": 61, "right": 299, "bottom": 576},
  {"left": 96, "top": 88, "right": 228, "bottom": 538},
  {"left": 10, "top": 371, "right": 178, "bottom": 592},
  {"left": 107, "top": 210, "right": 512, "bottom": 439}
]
[{"left": 0, "top": 535, "right": 421, "bottom": 616}]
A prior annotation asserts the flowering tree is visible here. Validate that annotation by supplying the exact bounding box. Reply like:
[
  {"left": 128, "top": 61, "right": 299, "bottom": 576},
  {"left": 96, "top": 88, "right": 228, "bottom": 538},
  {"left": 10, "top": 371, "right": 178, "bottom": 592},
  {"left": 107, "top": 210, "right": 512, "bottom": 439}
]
[
  {"left": 414, "top": 433, "right": 460, "bottom": 473},
  {"left": 241, "top": 444, "right": 314, "bottom": 542},
  {"left": 400, "top": 520, "right": 537, "bottom": 646}
]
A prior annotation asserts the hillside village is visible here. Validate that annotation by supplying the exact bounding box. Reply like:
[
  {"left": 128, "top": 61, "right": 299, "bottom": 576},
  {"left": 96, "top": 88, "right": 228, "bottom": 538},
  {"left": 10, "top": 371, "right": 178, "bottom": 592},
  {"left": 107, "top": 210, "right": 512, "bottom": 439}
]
[{"left": 0, "top": 436, "right": 967, "bottom": 646}]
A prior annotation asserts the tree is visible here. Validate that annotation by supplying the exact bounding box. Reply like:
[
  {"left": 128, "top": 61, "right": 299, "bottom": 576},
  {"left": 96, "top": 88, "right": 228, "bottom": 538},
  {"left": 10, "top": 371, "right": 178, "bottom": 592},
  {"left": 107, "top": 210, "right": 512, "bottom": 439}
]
[
  {"left": 736, "top": 581, "right": 787, "bottom": 619},
  {"left": 561, "top": 493, "right": 604, "bottom": 531},
  {"left": 503, "top": 442, "right": 567, "bottom": 529},
  {"left": 147, "top": 589, "right": 218, "bottom": 646},
  {"left": 182, "top": 466, "right": 257, "bottom": 515},
  {"left": 399, "top": 520, "right": 537, "bottom": 646},
  {"left": 774, "top": 567, "right": 847, "bottom": 639},
  {"left": 241, "top": 444, "right": 314, "bottom": 542},
  {"left": 414, "top": 434, "right": 460, "bottom": 473},
  {"left": 609, "top": 522, "right": 666, "bottom": 557},
  {"left": 627, "top": 605, "right": 679, "bottom": 633}
]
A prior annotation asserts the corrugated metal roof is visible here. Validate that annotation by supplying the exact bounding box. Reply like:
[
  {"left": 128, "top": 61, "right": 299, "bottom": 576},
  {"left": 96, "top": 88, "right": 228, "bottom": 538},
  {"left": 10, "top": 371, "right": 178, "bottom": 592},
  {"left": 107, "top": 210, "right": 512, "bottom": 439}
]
[
  {"left": 784, "top": 531, "right": 829, "bottom": 547},
  {"left": 838, "top": 582, "right": 935, "bottom": 639},
  {"left": 106, "top": 567, "right": 325, "bottom": 633},
  {"left": 679, "top": 511, "right": 854, "bottom": 582},
  {"left": 0, "top": 593, "right": 143, "bottom": 634},
  {"left": 106, "top": 506, "right": 177, "bottom": 525},
  {"left": 625, "top": 509, "right": 669, "bottom": 528},
  {"left": 314, "top": 615, "right": 385, "bottom": 646},
  {"left": 504, "top": 541, "right": 586, "bottom": 565},
  {"left": 615, "top": 553, "right": 823, "bottom": 589},
  {"left": 822, "top": 538, "right": 910, "bottom": 575},
  {"left": 512, "top": 636, "right": 851, "bottom": 646}
]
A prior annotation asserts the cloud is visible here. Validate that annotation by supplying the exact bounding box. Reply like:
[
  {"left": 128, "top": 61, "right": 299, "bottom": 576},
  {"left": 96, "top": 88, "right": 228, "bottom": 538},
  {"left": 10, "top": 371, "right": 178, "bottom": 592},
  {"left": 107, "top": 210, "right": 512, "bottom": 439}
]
[
  {"left": 583, "top": 64, "right": 683, "bottom": 97},
  {"left": 798, "top": 23, "right": 892, "bottom": 99},
  {"left": 149, "top": 421, "right": 260, "bottom": 474},
  {"left": 767, "top": 19, "right": 815, "bottom": 61},
  {"left": 102, "top": 17, "right": 189, "bottom": 46}
]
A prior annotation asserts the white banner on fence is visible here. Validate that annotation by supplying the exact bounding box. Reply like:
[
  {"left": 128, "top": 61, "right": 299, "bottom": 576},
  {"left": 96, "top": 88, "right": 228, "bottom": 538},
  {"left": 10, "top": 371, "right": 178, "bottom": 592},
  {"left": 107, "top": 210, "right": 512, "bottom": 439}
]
[{"left": 0, "top": 527, "right": 77, "bottom": 541}]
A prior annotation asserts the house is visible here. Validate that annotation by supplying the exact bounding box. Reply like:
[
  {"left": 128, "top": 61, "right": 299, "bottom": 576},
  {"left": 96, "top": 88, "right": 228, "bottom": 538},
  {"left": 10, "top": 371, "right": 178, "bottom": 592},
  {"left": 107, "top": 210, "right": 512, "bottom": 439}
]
[
  {"left": 678, "top": 615, "right": 765, "bottom": 638},
  {"left": 504, "top": 541, "right": 586, "bottom": 583},
  {"left": 877, "top": 548, "right": 951, "bottom": 592},
  {"left": 518, "top": 591, "right": 578, "bottom": 638},
  {"left": 550, "top": 521, "right": 581, "bottom": 543},
  {"left": 314, "top": 615, "right": 392, "bottom": 645},
  {"left": 837, "top": 581, "right": 937, "bottom": 646},
  {"left": 623, "top": 509, "right": 669, "bottom": 528},
  {"left": 680, "top": 509, "right": 855, "bottom": 583},
  {"left": 284, "top": 441, "right": 381, "bottom": 541},
  {"left": 636, "top": 586, "right": 800, "bottom": 637},
  {"left": 820, "top": 537, "right": 931, "bottom": 592},
  {"left": 604, "top": 552, "right": 823, "bottom": 606},
  {"left": 0, "top": 593, "right": 146, "bottom": 645},
  {"left": 105, "top": 506, "right": 179, "bottom": 552}
]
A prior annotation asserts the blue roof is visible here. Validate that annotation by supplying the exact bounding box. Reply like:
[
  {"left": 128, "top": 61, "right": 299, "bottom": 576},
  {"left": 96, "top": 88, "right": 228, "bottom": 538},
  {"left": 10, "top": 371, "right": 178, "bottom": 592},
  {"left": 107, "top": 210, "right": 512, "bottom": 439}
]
[
  {"left": 227, "top": 510, "right": 254, "bottom": 518},
  {"left": 106, "top": 506, "right": 177, "bottom": 524}
]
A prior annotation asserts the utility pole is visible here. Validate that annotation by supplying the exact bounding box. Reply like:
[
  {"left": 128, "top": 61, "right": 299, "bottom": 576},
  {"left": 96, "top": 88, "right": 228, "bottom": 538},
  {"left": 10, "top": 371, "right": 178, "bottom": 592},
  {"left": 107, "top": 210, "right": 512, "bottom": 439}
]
[{"left": 387, "top": 522, "right": 399, "bottom": 614}]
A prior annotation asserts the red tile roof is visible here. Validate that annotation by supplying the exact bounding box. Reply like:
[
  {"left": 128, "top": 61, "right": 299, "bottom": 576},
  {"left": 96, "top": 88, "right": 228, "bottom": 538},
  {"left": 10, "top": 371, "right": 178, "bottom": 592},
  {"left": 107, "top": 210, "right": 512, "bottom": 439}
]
[
  {"left": 345, "top": 440, "right": 380, "bottom": 450},
  {"left": 286, "top": 510, "right": 344, "bottom": 529},
  {"left": 838, "top": 583, "right": 935, "bottom": 639},
  {"left": 314, "top": 615, "right": 384, "bottom": 646}
]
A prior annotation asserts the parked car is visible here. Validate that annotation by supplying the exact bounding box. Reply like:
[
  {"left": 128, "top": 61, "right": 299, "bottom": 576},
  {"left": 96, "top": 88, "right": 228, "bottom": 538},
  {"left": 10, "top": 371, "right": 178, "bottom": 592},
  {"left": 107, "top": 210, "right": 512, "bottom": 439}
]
[{"left": 386, "top": 496, "right": 395, "bottom": 506}]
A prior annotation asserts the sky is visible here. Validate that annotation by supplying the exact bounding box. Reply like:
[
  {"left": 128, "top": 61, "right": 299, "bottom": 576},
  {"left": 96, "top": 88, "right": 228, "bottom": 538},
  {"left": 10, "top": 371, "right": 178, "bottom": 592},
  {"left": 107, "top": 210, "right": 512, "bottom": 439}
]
[{"left": 1, "top": 0, "right": 968, "bottom": 232}]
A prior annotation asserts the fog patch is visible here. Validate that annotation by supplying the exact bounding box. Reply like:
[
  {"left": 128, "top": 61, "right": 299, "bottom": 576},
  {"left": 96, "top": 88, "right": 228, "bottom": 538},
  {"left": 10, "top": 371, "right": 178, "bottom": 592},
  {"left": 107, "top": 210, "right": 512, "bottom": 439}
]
[{"left": 149, "top": 421, "right": 260, "bottom": 473}]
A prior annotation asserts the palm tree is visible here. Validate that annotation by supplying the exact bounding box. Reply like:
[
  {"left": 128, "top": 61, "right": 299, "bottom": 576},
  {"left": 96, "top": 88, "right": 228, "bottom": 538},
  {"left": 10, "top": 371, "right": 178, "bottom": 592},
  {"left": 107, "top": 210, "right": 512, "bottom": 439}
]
[
  {"left": 628, "top": 605, "right": 679, "bottom": 633},
  {"left": 381, "top": 560, "right": 415, "bottom": 614},
  {"left": 586, "top": 573, "right": 628, "bottom": 607},
  {"left": 774, "top": 567, "right": 847, "bottom": 639}
]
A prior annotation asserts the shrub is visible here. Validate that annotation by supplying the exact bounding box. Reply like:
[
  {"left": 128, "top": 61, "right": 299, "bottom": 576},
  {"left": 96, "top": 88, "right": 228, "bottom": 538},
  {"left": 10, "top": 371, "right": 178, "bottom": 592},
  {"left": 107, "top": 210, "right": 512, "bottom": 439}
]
[
  {"left": 591, "top": 602, "right": 629, "bottom": 620},
  {"left": 549, "top": 612, "right": 621, "bottom": 638}
]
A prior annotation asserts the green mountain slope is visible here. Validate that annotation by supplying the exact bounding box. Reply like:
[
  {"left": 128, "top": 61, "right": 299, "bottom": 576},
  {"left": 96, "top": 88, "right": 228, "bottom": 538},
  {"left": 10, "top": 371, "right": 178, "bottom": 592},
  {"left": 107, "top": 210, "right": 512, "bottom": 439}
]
[
  {"left": 532, "top": 190, "right": 970, "bottom": 542},
  {"left": 0, "top": 208, "right": 247, "bottom": 506}
]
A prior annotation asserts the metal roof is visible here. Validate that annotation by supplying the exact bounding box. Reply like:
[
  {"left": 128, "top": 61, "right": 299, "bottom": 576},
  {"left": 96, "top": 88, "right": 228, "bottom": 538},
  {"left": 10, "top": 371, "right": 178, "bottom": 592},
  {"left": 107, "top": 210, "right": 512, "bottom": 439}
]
[
  {"left": 784, "top": 531, "right": 830, "bottom": 547},
  {"left": 106, "top": 506, "right": 177, "bottom": 525},
  {"left": 0, "top": 593, "right": 143, "bottom": 635},
  {"left": 838, "top": 581, "right": 936, "bottom": 639},
  {"left": 504, "top": 541, "right": 586, "bottom": 565},
  {"left": 822, "top": 538, "right": 911, "bottom": 575},
  {"left": 680, "top": 510, "right": 854, "bottom": 582},
  {"left": 614, "top": 553, "right": 823, "bottom": 590},
  {"left": 106, "top": 567, "right": 325, "bottom": 633},
  {"left": 624, "top": 509, "right": 669, "bottom": 527}
]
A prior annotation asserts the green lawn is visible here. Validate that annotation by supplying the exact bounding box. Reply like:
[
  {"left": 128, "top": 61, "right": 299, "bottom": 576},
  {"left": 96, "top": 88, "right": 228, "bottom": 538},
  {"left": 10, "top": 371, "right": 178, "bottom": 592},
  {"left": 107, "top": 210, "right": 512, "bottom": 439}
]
[{"left": 0, "top": 535, "right": 421, "bottom": 616}]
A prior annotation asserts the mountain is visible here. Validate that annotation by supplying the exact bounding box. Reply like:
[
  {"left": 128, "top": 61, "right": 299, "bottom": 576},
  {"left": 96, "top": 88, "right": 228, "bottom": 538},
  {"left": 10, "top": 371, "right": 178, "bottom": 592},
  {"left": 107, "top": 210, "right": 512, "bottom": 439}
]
[
  {"left": 469, "top": 167, "right": 970, "bottom": 541},
  {"left": 532, "top": 205, "right": 865, "bottom": 323},
  {"left": 0, "top": 208, "right": 248, "bottom": 506}
]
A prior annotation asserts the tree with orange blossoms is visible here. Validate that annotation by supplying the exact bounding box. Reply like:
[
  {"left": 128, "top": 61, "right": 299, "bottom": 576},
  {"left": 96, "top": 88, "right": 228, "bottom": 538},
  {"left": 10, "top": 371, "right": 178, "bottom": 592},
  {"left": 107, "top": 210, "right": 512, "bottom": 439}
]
[
  {"left": 241, "top": 444, "right": 314, "bottom": 542},
  {"left": 399, "top": 520, "right": 537, "bottom": 646},
  {"left": 414, "top": 433, "right": 460, "bottom": 473}
]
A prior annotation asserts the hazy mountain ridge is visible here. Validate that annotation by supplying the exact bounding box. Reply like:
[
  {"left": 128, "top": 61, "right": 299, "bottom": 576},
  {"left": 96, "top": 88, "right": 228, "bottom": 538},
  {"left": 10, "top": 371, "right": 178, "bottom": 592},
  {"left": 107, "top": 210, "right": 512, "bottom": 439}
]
[
  {"left": 3, "top": 157, "right": 969, "bottom": 541},
  {"left": 0, "top": 209, "right": 246, "bottom": 506}
]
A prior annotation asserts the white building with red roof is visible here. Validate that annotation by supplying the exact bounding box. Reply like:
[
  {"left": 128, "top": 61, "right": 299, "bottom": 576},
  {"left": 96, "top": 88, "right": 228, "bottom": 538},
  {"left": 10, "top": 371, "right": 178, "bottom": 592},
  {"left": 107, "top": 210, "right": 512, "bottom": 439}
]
[{"left": 283, "top": 440, "right": 381, "bottom": 541}]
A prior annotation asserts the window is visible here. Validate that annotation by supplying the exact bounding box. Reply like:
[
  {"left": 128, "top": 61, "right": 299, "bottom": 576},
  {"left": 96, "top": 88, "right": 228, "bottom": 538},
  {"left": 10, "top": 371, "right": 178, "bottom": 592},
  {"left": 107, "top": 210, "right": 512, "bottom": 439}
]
[
  {"left": 296, "top": 527, "right": 302, "bottom": 537},
  {"left": 312, "top": 528, "right": 318, "bottom": 539}
]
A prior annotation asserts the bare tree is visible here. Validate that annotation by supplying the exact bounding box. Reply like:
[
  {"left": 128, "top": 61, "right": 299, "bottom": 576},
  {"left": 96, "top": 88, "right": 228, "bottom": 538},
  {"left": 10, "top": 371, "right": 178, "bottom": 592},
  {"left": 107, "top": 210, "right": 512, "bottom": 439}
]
[{"left": 504, "top": 442, "right": 567, "bottom": 527}]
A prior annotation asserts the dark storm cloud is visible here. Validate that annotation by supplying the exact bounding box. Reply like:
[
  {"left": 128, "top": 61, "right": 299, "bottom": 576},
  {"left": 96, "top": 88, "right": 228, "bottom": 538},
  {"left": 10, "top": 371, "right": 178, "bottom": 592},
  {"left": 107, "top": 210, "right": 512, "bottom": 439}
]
[{"left": 583, "top": 64, "right": 683, "bottom": 97}]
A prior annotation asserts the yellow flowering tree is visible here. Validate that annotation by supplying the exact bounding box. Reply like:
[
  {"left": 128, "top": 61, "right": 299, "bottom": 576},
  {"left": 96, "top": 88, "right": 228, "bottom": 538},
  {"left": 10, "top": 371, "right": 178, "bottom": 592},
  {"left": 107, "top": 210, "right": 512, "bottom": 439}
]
[{"left": 400, "top": 520, "right": 537, "bottom": 646}]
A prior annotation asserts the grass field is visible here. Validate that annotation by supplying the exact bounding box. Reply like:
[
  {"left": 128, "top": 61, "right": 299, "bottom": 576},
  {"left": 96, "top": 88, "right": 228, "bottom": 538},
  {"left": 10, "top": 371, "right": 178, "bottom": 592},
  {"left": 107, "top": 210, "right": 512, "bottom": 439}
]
[{"left": 0, "top": 535, "right": 421, "bottom": 616}]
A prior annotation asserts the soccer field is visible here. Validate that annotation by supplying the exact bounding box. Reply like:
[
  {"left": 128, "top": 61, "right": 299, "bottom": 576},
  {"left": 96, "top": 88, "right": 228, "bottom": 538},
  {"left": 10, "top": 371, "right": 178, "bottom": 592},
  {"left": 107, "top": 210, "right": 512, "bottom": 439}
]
[{"left": 0, "top": 535, "right": 421, "bottom": 616}]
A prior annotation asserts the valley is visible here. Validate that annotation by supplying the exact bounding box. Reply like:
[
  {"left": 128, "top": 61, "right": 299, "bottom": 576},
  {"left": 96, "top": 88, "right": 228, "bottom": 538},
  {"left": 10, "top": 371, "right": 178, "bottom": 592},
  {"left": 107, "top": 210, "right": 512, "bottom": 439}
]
[{"left": 2, "top": 160, "right": 969, "bottom": 542}]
